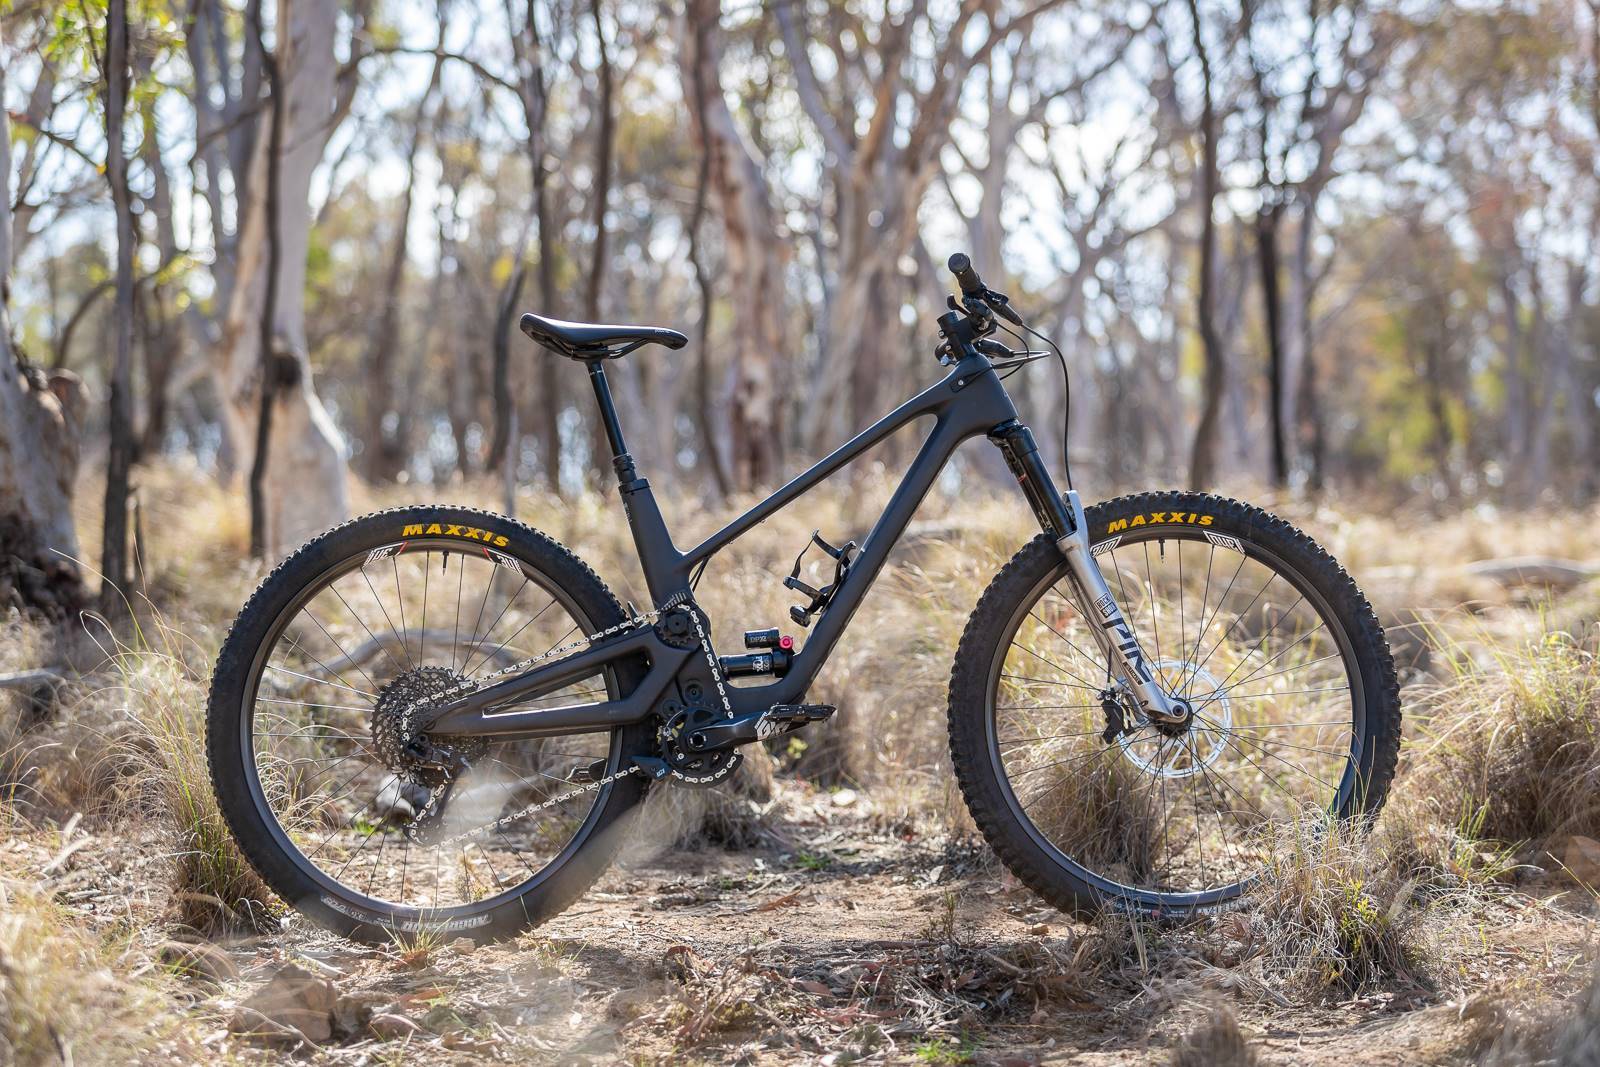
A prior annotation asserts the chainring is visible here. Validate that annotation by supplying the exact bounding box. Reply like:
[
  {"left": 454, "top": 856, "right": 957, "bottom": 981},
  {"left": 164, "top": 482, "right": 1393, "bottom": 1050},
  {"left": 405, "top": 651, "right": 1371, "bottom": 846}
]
[
  {"left": 371, "top": 666, "right": 486, "bottom": 786},
  {"left": 657, "top": 705, "right": 743, "bottom": 787}
]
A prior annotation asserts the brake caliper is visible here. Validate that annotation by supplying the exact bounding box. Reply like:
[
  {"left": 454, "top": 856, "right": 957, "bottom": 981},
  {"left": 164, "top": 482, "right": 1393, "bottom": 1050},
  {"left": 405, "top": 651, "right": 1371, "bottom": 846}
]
[{"left": 1099, "top": 688, "right": 1128, "bottom": 745}]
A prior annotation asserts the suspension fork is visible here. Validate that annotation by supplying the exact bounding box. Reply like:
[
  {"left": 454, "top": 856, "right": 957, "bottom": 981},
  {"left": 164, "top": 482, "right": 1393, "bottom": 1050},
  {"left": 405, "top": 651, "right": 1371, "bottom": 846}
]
[{"left": 987, "top": 421, "right": 1188, "bottom": 726}]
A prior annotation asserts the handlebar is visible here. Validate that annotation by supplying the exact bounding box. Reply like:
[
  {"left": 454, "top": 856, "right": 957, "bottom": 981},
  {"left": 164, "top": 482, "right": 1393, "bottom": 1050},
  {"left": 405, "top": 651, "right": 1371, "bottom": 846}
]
[
  {"left": 947, "top": 252, "right": 985, "bottom": 299},
  {"left": 946, "top": 251, "right": 1024, "bottom": 328}
]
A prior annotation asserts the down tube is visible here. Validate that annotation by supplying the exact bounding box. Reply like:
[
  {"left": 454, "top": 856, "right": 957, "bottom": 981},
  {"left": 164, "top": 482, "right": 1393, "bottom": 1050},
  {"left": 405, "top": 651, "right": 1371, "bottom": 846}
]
[{"left": 760, "top": 411, "right": 995, "bottom": 706}]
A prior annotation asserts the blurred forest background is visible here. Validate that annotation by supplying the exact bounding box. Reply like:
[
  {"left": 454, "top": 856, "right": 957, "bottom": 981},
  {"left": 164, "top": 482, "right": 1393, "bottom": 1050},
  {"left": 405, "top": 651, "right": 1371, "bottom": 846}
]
[{"left": 1, "top": 0, "right": 1597, "bottom": 606}]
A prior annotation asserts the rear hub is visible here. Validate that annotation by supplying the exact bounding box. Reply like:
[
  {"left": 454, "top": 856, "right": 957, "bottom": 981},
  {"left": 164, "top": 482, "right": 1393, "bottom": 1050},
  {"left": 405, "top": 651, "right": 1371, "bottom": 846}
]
[{"left": 370, "top": 666, "right": 485, "bottom": 785}]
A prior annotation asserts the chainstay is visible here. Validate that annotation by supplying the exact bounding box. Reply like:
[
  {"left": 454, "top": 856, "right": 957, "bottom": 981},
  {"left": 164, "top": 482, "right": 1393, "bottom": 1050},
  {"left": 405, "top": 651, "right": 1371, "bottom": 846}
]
[
  {"left": 398, "top": 606, "right": 665, "bottom": 731},
  {"left": 401, "top": 593, "right": 733, "bottom": 841}
]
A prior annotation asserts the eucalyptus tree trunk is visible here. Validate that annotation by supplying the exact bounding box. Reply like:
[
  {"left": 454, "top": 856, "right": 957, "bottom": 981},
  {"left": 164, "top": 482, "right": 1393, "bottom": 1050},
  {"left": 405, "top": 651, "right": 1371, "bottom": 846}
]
[
  {"left": 218, "top": 0, "right": 349, "bottom": 558},
  {"left": 1185, "top": 0, "right": 1226, "bottom": 492},
  {"left": 361, "top": 38, "right": 443, "bottom": 483},
  {"left": 101, "top": 0, "right": 138, "bottom": 605},
  {"left": 679, "top": 0, "right": 786, "bottom": 487},
  {"left": 0, "top": 29, "right": 85, "bottom": 614},
  {"left": 506, "top": 2, "right": 564, "bottom": 491}
]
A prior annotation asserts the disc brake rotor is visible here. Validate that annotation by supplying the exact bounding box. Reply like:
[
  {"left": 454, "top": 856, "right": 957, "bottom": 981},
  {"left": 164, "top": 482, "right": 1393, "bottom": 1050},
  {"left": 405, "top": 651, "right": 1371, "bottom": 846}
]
[{"left": 1116, "top": 659, "right": 1231, "bottom": 779}]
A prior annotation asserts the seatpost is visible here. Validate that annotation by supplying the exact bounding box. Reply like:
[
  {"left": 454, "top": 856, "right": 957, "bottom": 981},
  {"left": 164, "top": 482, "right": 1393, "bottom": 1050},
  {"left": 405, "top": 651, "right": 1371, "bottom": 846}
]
[
  {"left": 586, "top": 361, "right": 628, "bottom": 457},
  {"left": 585, "top": 356, "right": 646, "bottom": 489}
]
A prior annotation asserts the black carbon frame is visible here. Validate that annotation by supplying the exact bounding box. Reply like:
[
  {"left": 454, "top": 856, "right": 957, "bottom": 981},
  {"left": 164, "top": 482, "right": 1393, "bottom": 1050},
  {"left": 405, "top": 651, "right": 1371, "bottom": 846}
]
[{"left": 423, "top": 345, "right": 1074, "bottom": 739}]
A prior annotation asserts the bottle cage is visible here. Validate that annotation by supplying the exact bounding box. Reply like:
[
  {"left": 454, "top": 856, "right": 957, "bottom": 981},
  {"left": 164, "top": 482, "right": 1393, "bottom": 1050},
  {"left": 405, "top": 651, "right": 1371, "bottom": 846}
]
[{"left": 783, "top": 531, "right": 857, "bottom": 628}]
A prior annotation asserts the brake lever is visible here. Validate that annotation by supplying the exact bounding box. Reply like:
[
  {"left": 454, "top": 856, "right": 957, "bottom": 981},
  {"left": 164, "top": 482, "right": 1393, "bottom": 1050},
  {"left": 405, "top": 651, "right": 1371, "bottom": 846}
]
[{"left": 984, "top": 290, "right": 1025, "bottom": 327}]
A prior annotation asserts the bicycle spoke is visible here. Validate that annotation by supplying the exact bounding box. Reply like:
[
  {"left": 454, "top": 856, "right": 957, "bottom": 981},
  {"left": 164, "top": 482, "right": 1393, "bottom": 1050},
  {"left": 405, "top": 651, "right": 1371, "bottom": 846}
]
[
  {"left": 361, "top": 566, "right": 417, "bottom": 672},
  {"left": 264, "top": 664, "right": 379, "bottom": 700},
  {"left": 242, "top": 537, "right": 620, "bottom": 912},
  {"left": 461, "top": 575, "right": 530, "bottom": 677},
  {"left": 998, "top": 728, "right": 1109, "bottom": 746},
  {"left": 1001, "top": 672, "right": 1102, "bottom": 692}
]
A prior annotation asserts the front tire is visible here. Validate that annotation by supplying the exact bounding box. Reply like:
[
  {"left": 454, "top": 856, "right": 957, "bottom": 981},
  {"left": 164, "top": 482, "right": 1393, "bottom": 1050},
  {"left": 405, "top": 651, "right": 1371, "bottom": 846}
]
[
  {"left": 207, "top": 506, "right": 655, "bottom": 942},
  {"left": 948, "top": 492, "right": 1400, "bottom": 919}
]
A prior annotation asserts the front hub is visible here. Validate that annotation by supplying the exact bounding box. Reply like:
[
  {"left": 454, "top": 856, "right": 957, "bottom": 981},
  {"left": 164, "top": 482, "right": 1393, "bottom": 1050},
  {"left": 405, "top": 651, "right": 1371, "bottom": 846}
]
[{"left": 1110, "top": 660, "right": 1231, "bottom": 780}]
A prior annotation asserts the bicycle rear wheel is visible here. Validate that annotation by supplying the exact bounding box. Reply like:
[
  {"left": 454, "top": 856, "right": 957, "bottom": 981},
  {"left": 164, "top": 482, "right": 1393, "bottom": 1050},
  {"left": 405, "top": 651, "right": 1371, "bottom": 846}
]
[
  {"left": 207, "top": 506, "right": 655, "bottom": 942},
  {"left": 948, "top": 492, "right": 1400, "bottom": 918}
]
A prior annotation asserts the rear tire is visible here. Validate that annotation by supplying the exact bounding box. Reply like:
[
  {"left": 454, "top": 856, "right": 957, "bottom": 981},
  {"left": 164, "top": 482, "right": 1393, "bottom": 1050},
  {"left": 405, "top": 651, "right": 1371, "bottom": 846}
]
[
  {"left": 207, "top": 506, "right": 656, "bottom": 942},
  {"left": 948, "top": 492, "right": 1400, "bottom": 919}
]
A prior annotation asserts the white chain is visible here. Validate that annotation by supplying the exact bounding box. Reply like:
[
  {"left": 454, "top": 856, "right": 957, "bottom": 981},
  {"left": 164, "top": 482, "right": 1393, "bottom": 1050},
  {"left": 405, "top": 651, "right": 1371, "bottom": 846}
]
[
  {"left": 688, "top": 607, "right": 734, "bottom": 719},
  {"left": 427, "top": 764, "right": 645, "bottom": 847}
]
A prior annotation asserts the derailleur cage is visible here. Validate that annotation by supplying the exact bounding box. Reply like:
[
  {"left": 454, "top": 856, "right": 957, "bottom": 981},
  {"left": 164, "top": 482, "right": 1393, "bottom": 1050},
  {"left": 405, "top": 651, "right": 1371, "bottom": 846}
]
[{"left": 784, "top": 530, "right": 857, "bottom": 628}]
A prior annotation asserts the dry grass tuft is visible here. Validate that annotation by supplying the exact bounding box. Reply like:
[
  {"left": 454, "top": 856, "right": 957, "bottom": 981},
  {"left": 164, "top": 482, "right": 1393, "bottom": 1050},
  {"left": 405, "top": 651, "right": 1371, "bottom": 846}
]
[
  {"left": 0, "top": 877, "right": 188, "bottom": 1064},
  {"left": 1028, "top": 756, "right": 1163, "bottom": 888},
  {"left": 1469, "top": 965, "right": 1600, "bottom": 1066},
  {"left": 95, "top": 611, "right": 278, "bottom": 934},
  {"left": 647, "top": 944, "right": 774, "bottom": 1049},
  {"left": 1417, "top": 632, "right": 1600, "bottom": 847},
  {"left": 1246, "top": 815, "right": 1432, "bottom": 998},
  {"left": 1170, "top": 1001, "right": 1259, "bottom": 1066}
]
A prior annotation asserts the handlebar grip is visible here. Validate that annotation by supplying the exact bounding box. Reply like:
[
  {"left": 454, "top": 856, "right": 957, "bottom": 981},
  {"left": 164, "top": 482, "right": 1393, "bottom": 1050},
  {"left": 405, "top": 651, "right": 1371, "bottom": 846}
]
[{"left": 947, "top": 252, "right": 985, "bottom": 297}]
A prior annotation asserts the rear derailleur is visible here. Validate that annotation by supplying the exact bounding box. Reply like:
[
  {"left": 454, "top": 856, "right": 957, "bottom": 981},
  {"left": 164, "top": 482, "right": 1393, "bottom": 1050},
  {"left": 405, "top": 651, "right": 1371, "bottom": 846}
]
[{"left": 398, "top": 738, "right": 473, "bottom": 845}]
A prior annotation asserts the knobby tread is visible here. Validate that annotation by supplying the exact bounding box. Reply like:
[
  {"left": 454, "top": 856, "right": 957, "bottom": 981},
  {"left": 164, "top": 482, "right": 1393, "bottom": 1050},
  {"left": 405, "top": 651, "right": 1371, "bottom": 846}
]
[
  {"left": 206, "top": 505, "right": 654, "bottom": 943},
  {"left": 947, "top": 492, "right": 1402, "bottom": 919}
]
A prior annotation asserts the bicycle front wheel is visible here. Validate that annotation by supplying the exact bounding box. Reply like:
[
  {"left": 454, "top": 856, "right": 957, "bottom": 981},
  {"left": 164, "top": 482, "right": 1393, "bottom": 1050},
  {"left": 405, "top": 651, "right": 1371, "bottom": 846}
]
[{"left": 948, "top": 492, "right": 1400, "bottom": 918}]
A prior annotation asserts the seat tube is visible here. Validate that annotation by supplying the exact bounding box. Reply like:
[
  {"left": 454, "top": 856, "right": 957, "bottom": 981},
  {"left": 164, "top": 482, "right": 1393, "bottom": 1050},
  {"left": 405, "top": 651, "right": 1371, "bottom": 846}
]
[{"left": 585, "top": 361, "right": 688, "bottom": 603}]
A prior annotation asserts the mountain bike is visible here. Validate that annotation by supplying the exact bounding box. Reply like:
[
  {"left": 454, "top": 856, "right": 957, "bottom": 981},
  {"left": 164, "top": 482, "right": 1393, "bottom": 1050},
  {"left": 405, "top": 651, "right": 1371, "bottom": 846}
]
[{"left": 207, "top": 254, "right": 1400, "bottom": 942}]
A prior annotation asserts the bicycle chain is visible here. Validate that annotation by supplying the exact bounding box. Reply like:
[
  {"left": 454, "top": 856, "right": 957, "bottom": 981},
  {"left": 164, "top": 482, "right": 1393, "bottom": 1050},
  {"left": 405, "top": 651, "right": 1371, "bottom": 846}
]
[
  {"left": 424, "top": 764, "right": 646, "bottom": 847},
  {"left": 401, "top": 593, "right": 736, "bottom": 844}
]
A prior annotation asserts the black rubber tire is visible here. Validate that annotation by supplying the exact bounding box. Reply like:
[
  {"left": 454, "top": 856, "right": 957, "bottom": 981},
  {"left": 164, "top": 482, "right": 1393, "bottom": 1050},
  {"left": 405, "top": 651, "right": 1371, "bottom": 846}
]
[
  {"left": 947, "top": 492, "right": 1401, "bottom": 920},
  {"left": 207, "top": 505, "right": 655, "bottom": 943}
]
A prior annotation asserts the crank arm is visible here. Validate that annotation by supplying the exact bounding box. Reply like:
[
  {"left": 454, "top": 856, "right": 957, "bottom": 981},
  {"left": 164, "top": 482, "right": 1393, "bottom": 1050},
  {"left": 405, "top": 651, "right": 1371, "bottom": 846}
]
[
  {"left": 1055, "top": 491, "right": 1188, "bottom": 725},
  {"left": 677, "top": 704, "right": 837, "bottom": 752}
]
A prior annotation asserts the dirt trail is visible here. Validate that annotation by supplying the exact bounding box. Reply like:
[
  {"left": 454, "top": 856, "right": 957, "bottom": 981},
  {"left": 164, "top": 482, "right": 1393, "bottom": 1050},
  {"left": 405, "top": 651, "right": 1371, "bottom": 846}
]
[{"left": 15, "top": 779, "right": 1588, "bottom": 1065}]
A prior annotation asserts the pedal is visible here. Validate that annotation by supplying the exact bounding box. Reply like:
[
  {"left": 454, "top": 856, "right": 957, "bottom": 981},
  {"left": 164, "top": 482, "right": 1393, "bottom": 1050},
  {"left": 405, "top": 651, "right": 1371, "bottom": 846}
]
[
  {"left": 630, "top": 755, "right": 672, "bottom": 780},
  {"left": 571, "top": 758, "right": 610, "bottom": 783},
  {"left": 764, "top": 703, "right": 837, "bottom": 728}
]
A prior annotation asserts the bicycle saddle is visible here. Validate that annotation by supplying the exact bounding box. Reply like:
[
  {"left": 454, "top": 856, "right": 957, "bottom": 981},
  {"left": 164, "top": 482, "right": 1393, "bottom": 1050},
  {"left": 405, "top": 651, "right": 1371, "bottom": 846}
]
[{"left": 519, "top": 312, "right": 688, "bottom": 359}]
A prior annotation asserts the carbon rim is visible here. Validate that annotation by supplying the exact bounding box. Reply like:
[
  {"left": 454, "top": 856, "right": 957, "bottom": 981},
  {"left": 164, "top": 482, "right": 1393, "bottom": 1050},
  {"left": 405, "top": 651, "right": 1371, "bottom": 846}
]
[{"left": 236, "top": 536, "right": 627, "bottom": 923}]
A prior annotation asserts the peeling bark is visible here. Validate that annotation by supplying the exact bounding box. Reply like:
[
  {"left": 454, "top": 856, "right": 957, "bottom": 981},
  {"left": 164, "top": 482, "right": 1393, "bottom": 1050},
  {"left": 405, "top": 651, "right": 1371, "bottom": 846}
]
[
  {"left": 679, "top": 0, "right": 786, "bottom": 487},
  {"left": 0, "top": 30, "right": 85, "bottom": 614},
  {"left": 218, "top": 0, "right": 351, "bottom": 558}
]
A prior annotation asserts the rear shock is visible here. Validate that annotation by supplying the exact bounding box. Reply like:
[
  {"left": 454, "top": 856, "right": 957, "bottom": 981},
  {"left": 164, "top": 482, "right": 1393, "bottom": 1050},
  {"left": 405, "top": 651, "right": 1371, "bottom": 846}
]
[{"left": 718, "top": 628, "right": 795, "bottom": 678}]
